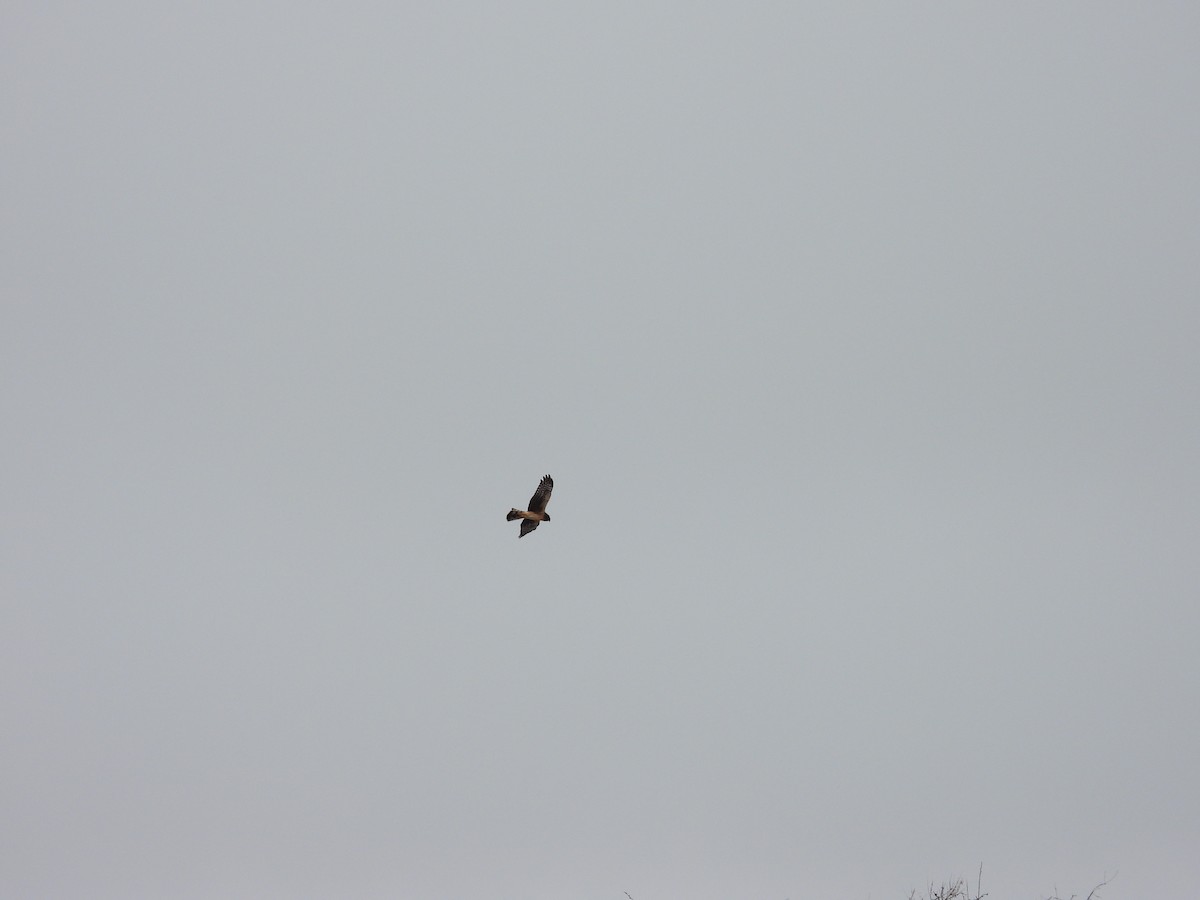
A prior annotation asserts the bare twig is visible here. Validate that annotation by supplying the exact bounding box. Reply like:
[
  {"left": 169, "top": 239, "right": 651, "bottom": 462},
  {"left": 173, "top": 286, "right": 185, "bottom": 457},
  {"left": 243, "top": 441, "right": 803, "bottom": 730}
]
[
  {"left": 1043, "top": 871, "right": 1116, "bottom": 900},
  {"left": 1085, "top": 871, "right": 1116, "bottom": 900}
]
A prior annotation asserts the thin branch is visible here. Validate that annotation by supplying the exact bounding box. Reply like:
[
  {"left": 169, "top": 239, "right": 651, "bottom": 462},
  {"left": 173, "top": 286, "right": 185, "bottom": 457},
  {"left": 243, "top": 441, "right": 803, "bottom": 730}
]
[{"left": 1084, "top": 871, "right": 1116, "bottom": 900}]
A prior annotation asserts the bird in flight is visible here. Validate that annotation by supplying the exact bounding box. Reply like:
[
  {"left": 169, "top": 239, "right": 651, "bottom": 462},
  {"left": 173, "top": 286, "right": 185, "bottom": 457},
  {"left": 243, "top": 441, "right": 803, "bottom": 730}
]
[{"left": 507, "top": 474, "right": 553, "bottom": 538}]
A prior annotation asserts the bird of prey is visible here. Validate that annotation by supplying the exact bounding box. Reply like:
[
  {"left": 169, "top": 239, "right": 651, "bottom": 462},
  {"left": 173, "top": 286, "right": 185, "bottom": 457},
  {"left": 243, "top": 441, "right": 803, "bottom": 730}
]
[{"left": 506, "top": 474, "right": 553, "bottom": 538}]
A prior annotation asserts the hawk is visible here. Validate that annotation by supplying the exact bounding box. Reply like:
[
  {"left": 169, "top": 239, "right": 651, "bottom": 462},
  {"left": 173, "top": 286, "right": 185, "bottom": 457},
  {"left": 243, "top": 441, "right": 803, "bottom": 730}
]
[{"left": 506, "top": 474, "right": 553, "bottom": 538}]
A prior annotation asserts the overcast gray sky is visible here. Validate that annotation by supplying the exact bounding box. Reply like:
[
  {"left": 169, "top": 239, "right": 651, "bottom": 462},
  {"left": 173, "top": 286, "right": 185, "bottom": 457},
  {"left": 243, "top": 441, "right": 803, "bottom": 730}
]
[{"left": 3, "top": 3, "right": 1198, "bottom": 898}]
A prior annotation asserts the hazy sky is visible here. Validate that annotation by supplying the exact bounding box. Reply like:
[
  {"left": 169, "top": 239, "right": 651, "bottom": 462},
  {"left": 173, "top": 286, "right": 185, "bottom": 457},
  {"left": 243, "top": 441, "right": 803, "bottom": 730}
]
[{"left": 3, "top": 3, "right": 1198, "bottom": 898}]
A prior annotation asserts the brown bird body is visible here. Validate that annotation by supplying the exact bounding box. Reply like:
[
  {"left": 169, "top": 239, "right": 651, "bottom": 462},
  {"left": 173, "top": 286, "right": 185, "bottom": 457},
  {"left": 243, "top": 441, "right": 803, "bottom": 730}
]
[{"left": 506, "top": 474, "right": 553, "bottom": 537}]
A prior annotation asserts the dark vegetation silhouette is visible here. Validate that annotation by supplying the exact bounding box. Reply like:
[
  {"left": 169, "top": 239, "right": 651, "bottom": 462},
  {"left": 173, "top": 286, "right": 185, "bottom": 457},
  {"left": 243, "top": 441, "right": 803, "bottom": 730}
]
[
  {"left": 622, "top": 865, "right": 1116, "bottom": 900},
  {"left": 905, "top": 864, "right": 1114, "bottom": 900}
]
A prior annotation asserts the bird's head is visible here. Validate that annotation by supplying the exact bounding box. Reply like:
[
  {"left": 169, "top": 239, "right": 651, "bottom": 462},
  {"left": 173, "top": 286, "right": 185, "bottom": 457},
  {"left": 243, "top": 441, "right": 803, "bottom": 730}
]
[{"left": 542, "top": 514, "right": 551, "bottom": 522}]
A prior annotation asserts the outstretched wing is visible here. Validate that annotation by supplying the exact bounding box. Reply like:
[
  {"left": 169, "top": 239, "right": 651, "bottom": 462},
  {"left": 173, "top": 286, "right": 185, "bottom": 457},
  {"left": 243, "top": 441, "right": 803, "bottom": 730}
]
[
  {"left": 527, "top": 474, "right": 553, "bottom": 514},
  {"left": 519, "top": 517, "right": 541, "bottom": 538}
]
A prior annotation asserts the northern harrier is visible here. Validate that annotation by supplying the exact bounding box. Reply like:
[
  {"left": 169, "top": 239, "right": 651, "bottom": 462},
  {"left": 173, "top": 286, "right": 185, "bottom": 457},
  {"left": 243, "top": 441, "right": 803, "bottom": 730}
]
[{"left": 507, "top": 474, "right": 553, "bottom": 538}]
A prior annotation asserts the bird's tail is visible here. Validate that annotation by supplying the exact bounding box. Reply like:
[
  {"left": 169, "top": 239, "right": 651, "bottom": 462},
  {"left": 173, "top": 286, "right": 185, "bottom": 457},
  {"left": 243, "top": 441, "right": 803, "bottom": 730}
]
[{"left": 506, "top": 508, "right": 522, "bottom": 521}]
